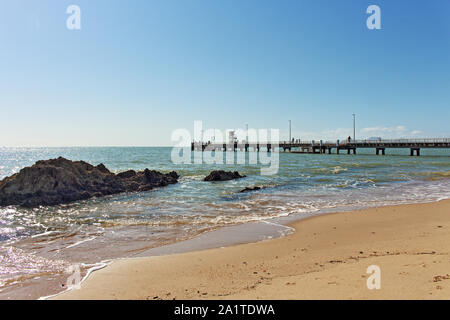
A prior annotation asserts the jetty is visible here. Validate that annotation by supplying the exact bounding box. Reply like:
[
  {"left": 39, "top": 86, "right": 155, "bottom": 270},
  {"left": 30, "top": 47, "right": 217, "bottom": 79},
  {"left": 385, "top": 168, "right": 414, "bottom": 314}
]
[{"left": 191, "top": 138, "right": 450, "bottom": 156}]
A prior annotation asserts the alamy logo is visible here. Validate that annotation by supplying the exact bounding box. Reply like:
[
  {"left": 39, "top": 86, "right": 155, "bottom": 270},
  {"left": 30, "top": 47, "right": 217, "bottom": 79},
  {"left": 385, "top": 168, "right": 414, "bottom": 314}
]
[
  {"left": 66, "top": 264, "right": 81, "bottom": 290},
  {"left": 366, "top": 5, "right": 381, "bottom": 30},
  {"left": 66, "top": 5, "right": 81, "bottom": 30},
  {"left": 366, "top": 265, "right": 381, "bottom": 290},
  {"left": 171, "top": 121, "right": 280, "bottom": 175}
]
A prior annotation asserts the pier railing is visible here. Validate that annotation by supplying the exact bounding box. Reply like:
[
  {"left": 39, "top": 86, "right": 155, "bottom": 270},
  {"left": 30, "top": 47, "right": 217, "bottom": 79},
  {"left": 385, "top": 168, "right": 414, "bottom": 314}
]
[
  {"left": 192, "top": 138, "right": 450, "bottom": 156},
  {"left": 347, "top": 138, "right": 450, "bottom": 144},
  {"left": 280, "top": 138, "right": 450, "bottom": 146}
]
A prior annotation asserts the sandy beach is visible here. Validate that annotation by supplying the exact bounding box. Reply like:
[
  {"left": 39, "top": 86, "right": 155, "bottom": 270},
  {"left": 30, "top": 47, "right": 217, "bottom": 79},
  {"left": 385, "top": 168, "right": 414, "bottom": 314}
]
[{"left": 54, "top": 199, "right": 450, "bottom": 300}]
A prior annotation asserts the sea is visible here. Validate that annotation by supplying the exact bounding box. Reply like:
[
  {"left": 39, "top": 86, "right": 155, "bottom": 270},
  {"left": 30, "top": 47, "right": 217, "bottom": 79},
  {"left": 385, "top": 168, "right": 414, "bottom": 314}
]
[{"left": 0, "top": 146, "right": 449, "bottom": 299}]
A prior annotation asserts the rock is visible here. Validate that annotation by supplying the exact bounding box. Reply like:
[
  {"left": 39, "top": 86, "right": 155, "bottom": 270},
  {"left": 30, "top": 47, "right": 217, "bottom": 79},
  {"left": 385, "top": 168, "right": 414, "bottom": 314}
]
[
  {"left": 203, "top": 170, "right": 246, "bottom": 182},
  {"left": 239, "top": 186, "right": 262, "bottom": 193},
  {"left": 116, "top": 170, "right": 137, "bottom": 179},
  {"left": 95, "top": 163, "right": 110, "bottom": 174},
  {"left": 0, "top": 157, "right": 179, "bottom": 207}
]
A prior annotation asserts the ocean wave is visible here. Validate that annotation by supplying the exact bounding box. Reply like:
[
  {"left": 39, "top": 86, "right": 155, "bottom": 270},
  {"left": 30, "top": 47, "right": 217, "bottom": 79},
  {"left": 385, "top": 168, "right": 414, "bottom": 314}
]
[{"left": 412, "top": 171, "right": 450, "bottom": 180}]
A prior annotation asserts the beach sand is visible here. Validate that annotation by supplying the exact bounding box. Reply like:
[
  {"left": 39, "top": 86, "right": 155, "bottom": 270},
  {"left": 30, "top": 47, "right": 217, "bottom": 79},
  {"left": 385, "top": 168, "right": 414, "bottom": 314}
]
[{"left": 54, "top": 200, "right": 450, "bottom": 300}]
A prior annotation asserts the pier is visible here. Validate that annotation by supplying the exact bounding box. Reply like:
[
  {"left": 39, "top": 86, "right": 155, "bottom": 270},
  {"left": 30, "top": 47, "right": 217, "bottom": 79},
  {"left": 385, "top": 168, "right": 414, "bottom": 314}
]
[{"left": 191, "top": 138, "right": 450, "bottom": 156}]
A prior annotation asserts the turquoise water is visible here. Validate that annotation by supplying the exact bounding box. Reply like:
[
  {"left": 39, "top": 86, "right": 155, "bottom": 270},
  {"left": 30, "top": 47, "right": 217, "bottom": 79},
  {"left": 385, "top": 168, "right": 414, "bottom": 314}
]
[{"left": 0, "top": 147, "right": 449, "bottom": 298}]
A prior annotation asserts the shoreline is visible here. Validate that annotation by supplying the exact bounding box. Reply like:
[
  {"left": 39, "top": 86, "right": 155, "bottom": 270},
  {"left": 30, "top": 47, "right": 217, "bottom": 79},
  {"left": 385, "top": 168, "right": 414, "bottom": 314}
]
[
  {"left": 53, "top": 198, "right": 450, "bottom": 300},
  {"left": 1, "top": 194, "right": 445, "bottom": 300}
]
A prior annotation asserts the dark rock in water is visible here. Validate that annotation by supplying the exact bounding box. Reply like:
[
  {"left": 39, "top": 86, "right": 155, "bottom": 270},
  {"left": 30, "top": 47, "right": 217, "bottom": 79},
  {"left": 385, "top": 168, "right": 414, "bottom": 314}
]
[
  {"left": 204, "top": 170, "right": 246, "bottom": 182},
  {"left": 239, "top": 186, "right": 262, "bottom": 193},
  {"left": 0, "top": 157, "right": 179, "bottom": 207}
]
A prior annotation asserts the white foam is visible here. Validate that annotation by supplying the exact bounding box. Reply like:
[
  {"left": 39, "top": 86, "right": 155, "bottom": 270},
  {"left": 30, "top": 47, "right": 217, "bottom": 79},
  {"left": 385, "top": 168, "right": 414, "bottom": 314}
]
[
  {"left": 30, "top": 230, "right": 56, "bottom": 238},
  {"left": 66, "top": 236, "right": 97, "bottom": 249}
]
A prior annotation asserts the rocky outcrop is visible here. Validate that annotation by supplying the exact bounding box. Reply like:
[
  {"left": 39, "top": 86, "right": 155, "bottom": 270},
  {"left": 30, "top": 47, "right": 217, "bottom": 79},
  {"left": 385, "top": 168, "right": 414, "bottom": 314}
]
[
  {"left": 204, "top": 170, "right": 246, "bottom": 182},
  {"left": 0, "top": 157, "right": 179, "bottom": 207}
]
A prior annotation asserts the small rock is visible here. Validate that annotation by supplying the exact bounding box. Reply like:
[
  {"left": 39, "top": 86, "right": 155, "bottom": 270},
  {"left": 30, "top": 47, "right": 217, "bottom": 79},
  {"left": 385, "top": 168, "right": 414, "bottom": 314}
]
[
  {"left": 204, "top": 170, "right": 246, "bottom": 182},
  {"left": 239, "top": 186, "right": 262, "bottom": 193}
]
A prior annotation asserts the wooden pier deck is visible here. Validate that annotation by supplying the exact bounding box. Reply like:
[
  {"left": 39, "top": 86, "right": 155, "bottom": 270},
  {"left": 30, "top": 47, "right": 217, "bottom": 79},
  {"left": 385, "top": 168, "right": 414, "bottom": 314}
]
[{"left": 191, "top": 138, "right": 450, "bottom": 156}]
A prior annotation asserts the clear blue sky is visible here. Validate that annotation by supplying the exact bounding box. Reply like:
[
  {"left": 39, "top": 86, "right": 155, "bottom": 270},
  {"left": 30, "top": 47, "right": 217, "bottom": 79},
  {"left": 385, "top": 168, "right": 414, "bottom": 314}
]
[{"left": 1, "top": 0, "right": 449, "bottom": 146}]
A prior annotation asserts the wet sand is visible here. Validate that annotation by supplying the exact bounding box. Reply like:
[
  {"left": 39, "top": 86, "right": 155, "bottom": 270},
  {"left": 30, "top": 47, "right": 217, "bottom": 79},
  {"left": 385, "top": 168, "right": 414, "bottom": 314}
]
[{"left": 54, "top": 199, "right": 450, "bottom": 300}]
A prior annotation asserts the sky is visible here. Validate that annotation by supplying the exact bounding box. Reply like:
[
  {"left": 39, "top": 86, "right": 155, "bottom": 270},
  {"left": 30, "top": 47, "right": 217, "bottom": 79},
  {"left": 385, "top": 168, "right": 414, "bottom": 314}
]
[{"left": 0, "top": 0, "right": 449, "bottom": 146}]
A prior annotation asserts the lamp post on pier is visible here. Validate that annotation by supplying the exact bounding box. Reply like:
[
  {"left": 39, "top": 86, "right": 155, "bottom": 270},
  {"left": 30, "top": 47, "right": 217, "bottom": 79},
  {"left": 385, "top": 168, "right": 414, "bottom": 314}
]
[
  {"left": 352, "top": 114, "right": 356, "bottom": 142},
  {"left": 289, "top": 120, "right": 292, "bottom": 144},
  {"left": 246, "top": 123, "right": 248, "bottom": 143}
]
